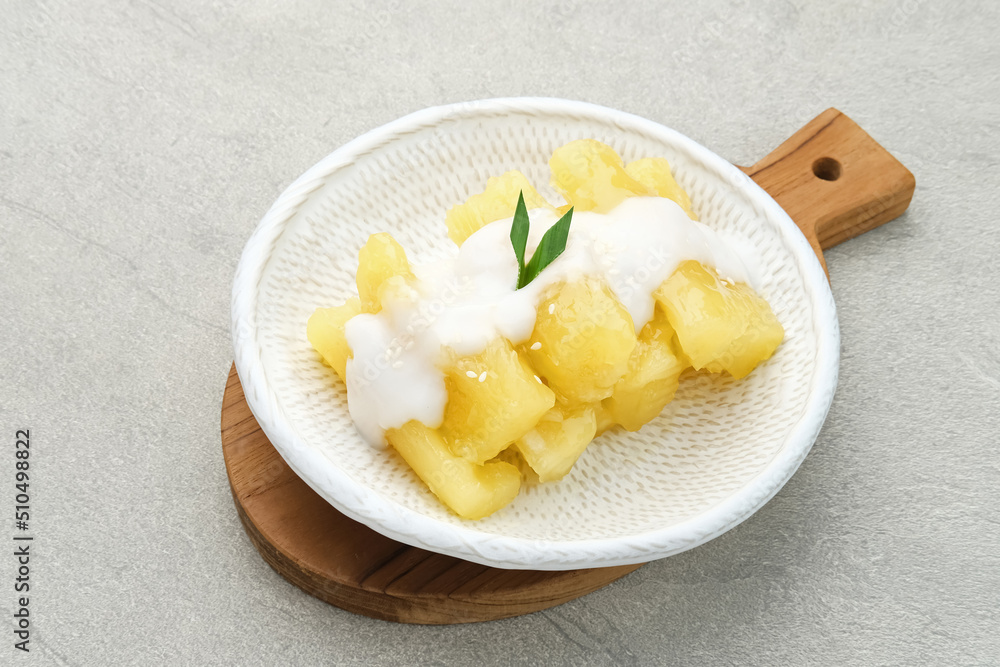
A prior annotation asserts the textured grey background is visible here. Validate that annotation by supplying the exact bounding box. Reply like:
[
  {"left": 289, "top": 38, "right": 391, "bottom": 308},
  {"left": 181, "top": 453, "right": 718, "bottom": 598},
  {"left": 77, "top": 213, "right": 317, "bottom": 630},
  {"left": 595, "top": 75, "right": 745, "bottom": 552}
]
[{"left": 2, "top": 0, "right": 998, "bottom": 665}]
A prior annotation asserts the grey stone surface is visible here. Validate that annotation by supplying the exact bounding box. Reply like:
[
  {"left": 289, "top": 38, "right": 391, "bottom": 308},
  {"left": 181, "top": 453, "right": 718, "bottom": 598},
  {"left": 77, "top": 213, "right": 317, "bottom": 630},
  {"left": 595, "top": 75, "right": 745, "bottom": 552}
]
[{"left": 2, "top": 0, "right": 998, "bottom": 664}]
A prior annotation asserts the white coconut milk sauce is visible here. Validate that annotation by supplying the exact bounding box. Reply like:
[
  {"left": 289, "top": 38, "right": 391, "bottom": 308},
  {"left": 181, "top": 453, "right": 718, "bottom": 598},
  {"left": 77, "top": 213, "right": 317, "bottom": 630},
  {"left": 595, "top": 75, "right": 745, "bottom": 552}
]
[{"left": 344, "top": 196, "right": 757, "bottom": 448}]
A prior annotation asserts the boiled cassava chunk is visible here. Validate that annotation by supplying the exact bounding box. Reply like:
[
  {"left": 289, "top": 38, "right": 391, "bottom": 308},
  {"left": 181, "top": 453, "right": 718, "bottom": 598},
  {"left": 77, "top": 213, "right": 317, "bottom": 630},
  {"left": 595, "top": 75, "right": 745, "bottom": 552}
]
[
  {"left": 439, "top": 338, "right": 555, "bottom": 463},
  {"left": 515, "top": 403, "right": 598, "bottom": 482},
  {"left": 605, "top": 309, "right": 688, "bottom": 431},
  {"left": 356, "top": 232, "right": 415, "bottom": 314},
  {"left": 525, "top": 279, "right": 637, "bottom": 403},
  {"left": 625, "top": 157, "right": 696, "bottom": 219},
  {"left": 445, "top": 170, "right": 553, "bottom": 245},
  {"left": 654, "top": 260, "right": 784, "bottom": 379},
  {"left": 386, "top": 421, "right": 521, "bottom": 520},
  {"left": 307, "top": 297, "right": 362, "bottom": 381},
  {"left": 549, "top": 139, "right": 653, "bottom": 213}
]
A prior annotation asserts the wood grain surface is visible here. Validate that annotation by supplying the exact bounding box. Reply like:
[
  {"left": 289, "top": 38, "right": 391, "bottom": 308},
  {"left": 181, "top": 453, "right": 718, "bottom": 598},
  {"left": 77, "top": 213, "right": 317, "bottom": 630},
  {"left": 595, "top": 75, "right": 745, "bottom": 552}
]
[
  {"left": 739, "top": 108, "right": 915, "bottom": 276},
  {"left": 221, "top": 108, "right": 914, "bottom": 624}
]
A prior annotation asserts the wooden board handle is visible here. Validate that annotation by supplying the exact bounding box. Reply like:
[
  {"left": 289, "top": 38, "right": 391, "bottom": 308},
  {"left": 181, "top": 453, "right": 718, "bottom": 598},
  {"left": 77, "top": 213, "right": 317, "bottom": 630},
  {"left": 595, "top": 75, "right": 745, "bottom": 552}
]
[{"left": 738, "top": 108, "right": 915, "bottom": 277}]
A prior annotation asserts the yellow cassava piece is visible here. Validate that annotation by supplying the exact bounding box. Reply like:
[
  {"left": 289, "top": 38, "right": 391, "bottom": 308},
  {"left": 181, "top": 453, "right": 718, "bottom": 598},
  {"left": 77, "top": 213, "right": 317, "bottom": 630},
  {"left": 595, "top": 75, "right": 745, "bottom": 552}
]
[
  {"left": 386, "top": 421, "right": 521, "bottom": 520},
  {"left": 356, "top": 233, "right": 414, "bottom": 314},
  {"left": 604, "top": 309, "right": 687, "bottom": 431},
  {"left": 654, "top": 261, "right": 784, "bottom": 379},
  {"left": 439, "top": 338, "right": 555, "bottom": 464},
  {"left": 307, "top": 297, "right": 362, "bottom": 381},
  {"left": 526, "top": 279, "right": 637, "bottom": 403},
  {"left": 445, "top": 171, "right": 552, "bottom": 245},
  {"left": 625, "top": 157, "right": 696, "bottom": 219},
  {"left": 514, "top": 404, "right": 597, "bottom": 482},
  {"left": 549, "top": 139, "right": 653, "bottom": 213}
]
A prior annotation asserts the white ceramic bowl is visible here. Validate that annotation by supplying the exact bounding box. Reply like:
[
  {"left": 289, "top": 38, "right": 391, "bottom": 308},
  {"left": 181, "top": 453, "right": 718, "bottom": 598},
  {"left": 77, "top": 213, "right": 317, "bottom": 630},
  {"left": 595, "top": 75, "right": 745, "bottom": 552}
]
[{"left": 231, "top": 98, "right": 839, "bottom": 571}]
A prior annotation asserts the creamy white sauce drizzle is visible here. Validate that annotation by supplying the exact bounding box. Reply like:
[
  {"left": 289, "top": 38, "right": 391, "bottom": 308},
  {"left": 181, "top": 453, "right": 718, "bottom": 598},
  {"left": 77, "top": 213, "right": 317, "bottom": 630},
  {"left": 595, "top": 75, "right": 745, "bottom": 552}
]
[{"left": 344, "top": 197, "right": 754, "bottom": 448}]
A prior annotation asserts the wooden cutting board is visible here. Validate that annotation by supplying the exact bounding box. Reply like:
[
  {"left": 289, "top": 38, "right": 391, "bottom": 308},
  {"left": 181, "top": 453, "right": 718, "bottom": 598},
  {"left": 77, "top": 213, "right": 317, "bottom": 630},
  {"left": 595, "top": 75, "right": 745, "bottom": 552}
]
[{"left": 221, "top": 108, "right": 914, "bottom": 624}]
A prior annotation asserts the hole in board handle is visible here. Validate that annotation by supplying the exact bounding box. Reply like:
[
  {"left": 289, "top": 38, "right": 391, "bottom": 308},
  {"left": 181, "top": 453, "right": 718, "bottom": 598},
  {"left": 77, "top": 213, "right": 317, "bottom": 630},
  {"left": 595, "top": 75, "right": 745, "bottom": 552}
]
[{"left": 812, "top": 157, "right": 842, "bottom": 181}]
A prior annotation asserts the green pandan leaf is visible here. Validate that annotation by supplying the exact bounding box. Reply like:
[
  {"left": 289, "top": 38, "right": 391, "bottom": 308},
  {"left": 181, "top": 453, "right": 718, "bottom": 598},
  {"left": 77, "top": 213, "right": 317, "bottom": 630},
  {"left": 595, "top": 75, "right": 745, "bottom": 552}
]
[
  {"left": 510, "top": 191, "right": 573, "bottom": 290},
  {"left": 509, "top": 191, "right": 530, "bottom": 289}
]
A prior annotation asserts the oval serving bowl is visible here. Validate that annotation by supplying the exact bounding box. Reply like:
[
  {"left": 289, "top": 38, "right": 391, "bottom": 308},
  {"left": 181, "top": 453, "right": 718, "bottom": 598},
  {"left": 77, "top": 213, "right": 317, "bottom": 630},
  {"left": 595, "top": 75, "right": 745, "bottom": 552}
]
[{"left": 232, "top": 98, "right": 838, "bottom": 571}]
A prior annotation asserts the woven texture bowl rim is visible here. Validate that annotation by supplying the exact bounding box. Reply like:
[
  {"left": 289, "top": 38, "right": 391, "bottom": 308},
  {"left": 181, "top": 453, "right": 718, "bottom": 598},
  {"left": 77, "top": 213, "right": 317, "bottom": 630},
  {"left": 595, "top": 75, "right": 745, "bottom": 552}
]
[{"left": 231, "top": 97, "right": 839, "bottom": 570}]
